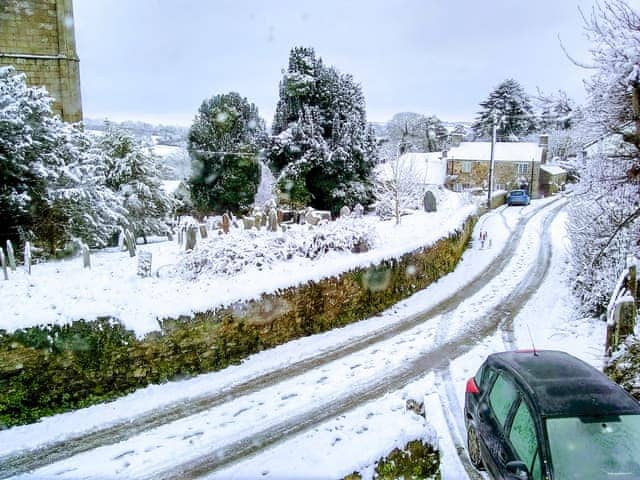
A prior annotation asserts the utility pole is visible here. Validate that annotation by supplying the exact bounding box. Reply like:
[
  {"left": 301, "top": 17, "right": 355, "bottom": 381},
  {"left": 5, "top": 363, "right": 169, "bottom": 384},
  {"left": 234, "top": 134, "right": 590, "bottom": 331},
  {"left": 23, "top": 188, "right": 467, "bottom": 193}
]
[{"left": 487, "top": 112, "right": 497, "bottom": 209}]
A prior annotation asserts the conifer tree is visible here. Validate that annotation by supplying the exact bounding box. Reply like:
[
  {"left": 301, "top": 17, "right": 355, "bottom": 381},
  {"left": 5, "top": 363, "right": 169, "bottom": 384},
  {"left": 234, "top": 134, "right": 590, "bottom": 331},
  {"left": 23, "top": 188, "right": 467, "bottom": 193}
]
[
  {"left": 472, "top": 79, "right": 536, "bottom": 141},
  {"left": 188, "top": 92, "right": 264, "bottom": 213}
]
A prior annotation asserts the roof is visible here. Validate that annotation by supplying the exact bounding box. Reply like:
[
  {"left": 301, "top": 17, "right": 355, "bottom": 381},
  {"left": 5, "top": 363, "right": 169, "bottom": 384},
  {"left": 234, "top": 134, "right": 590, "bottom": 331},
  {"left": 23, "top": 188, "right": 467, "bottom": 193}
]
[
  {"left": 540, "top": 165, "right": 566, "bottom": 175},
  {"left": 448, "top": 142, "right": 544, "bottom": 163},
  {"left": 376, "top": 152, "right": 447, "bottom": 185},
  {"left": 487, "top": 351, "right": 640, "bottom": 418}
]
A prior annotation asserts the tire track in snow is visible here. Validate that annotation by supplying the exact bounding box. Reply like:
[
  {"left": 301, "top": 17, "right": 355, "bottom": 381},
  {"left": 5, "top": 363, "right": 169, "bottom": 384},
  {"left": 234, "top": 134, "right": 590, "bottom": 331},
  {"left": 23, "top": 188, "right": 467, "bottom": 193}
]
[
  {"left": 0, "top": 200, "right": 562, "bottom": 479},
  {"left": 152, "top": 203, "right": 566, "bottom": 479}
]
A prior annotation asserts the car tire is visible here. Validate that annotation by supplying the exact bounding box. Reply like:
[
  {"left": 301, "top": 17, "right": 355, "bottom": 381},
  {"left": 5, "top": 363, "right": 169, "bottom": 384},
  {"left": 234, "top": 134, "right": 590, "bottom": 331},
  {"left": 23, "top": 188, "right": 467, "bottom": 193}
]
[{"left": 467, "top": 424, "right": 485, "bottom": 470}]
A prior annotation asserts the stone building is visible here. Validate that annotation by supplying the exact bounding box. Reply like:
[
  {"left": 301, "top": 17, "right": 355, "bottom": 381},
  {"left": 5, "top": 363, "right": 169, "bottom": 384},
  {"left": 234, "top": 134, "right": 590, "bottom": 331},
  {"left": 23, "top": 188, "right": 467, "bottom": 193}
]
[
  {"left": 0, "top": 0, "right": 82, "bottom": 122},
  {"left": 445, "top": 137, "right": 550, "bottom": 198}
]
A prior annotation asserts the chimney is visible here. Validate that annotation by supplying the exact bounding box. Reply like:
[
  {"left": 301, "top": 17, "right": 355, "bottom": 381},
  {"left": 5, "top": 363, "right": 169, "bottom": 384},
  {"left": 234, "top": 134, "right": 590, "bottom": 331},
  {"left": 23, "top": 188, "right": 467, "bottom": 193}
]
[{"left": 539, "top": 134, "right": 549, "bottom": 164}]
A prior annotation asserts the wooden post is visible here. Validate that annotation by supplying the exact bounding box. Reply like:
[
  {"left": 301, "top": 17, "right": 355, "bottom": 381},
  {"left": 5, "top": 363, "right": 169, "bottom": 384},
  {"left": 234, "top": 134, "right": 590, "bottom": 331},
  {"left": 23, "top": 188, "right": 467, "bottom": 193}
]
[{"left": 24, "top": 241, "right": 31, "bottom": 275}]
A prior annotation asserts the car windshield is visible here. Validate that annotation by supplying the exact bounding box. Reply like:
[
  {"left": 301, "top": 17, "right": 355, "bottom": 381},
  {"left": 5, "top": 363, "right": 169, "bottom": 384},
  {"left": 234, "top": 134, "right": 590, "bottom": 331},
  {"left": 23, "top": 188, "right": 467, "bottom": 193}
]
[{"left": 546, "top": 415, "right": 640, "bottom": 479}]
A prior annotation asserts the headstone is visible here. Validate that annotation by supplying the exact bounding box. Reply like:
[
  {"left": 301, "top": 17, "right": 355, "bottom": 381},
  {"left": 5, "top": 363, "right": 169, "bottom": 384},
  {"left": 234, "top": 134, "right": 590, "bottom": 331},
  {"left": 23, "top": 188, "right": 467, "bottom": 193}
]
[
  {"left": 117, "top": 229, "right": 125, "bottom": 251},
  {"left": 6, "top": 240, "right": 16, "bottom": 271},
  {"left": 268, "top": 209, "right": 278, "bottom": 232},
  {"left": 305, "top": 209, "right": 321, "bottom": 226},
  {"left": 222, "top": 214, "right": 230, "bottom": 234},
  {"left": 199, "top": 224, "right": 208, "bottom": 239},
  {"left": 255, "top": 212, "right": 263, "bottom": 229},
  {"left": 243, "top": 217, "right": 255, "bottom": 230},
  {"left": 185, "top": 226, "right": 197, "bottom": 251},
  {"left": 167, "top": 231, "right": 173, "bottom": 242},
  {"left": 340, "top": 206, "right": 351, "bottom": 218},
  {"left": 423, "top": 191, "right": 437, "bottom": 212},
  {"left": 124, "top": 230, "right": 136, "bottom": 257},
  {"left": 353, "top": 204, "right": 364, "bottom": 218},
  {"left": 24, "top": 241, "right": 31, "bottom": 275},
  {"left": 1, "top": 249, "right": 7, "bottom": 280},
  {"left": 82, "top": 243, "right": 91, "bottom": 269},
  {"left": 137, "top": 251, "right": 152, "bottom": 277}
]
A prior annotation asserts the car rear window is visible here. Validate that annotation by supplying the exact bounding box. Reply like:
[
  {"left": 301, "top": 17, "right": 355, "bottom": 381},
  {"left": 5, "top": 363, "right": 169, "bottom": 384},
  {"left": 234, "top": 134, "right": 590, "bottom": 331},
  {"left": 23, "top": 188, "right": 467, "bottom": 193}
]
[{"left": 511, "top": 191, "right": 524, "bottom": 196}]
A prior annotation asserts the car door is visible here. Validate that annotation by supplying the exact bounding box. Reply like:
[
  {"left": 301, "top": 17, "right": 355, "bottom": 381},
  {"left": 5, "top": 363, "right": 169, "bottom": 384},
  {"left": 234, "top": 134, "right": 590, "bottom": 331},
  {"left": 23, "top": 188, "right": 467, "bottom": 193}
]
[
  {"left": 477, "top": 371, "right": 519, "bottom": 477},
  {"left": 506, "top": 397, "right": 545, "bottom": 480}
]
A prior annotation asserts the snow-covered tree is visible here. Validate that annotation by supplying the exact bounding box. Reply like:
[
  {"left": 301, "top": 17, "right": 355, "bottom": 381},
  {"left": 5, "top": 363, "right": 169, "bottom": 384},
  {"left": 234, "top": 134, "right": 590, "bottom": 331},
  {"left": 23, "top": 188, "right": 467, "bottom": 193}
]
[
  {"left": 98, "top": 125, "right": 173, "bottom": 242},
  {"left": 267, "top": 47, "right": 377, "bottom": 213},
  {"left": 566, "top": 0, "right": 640, "bottom": 314},
  {"left": 374, "top": 155, "right": 426, "bottom": 224},
  {"left": 0, "top": 67, "right": 127, "bottom": 253},
  {"left": 472, "top": 79, "right": 537, "bottom": 141},
  {"left": 384, "top": 113, "right": 448, "bottom": 158},
  {"left": 188, "top": 92, "right": 264, "bottom": 213}
]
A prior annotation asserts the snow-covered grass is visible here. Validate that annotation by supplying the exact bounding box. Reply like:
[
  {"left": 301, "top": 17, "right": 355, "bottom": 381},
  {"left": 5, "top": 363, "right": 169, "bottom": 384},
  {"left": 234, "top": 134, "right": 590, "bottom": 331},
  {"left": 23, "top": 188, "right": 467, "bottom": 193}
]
[{"left": 0, "top": 191, "right": 475, "bottom": 337}]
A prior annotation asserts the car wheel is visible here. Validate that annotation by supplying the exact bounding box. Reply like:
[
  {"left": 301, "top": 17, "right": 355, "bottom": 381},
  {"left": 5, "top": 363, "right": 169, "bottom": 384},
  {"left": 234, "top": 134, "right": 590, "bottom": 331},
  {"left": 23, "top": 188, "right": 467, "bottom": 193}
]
[{"left": 467, "top": 424, "right": 485, "bottom": 470}]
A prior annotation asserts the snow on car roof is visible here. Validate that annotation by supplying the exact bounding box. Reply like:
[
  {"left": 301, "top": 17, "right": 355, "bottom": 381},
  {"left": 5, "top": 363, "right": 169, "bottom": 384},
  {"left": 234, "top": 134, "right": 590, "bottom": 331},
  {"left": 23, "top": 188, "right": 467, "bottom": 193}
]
[{"left": 488, "top": 350, "right": 640, "bottom": 418}]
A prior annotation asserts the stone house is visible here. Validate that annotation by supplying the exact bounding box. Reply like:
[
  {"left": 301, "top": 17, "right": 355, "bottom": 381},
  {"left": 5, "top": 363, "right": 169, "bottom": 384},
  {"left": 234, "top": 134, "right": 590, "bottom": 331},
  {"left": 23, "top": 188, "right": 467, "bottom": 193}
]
[
  {"left": 445, "top": 136, "right": 550, "bottom": 198},
  {"left": 539, "top": 165, "right": 567, "bottom": 196}
]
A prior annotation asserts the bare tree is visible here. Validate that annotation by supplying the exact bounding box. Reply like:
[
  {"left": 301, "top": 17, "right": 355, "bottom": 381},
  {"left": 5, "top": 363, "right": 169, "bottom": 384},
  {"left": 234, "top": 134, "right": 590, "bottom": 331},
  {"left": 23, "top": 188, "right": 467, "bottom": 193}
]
[{"left": 374, "top": 155, "right": 427, "bottom": 225}]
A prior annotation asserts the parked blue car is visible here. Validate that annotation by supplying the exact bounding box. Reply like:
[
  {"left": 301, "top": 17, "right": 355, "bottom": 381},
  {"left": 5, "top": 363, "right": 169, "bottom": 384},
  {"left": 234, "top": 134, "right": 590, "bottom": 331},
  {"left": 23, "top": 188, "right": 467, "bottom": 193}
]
[{"left": 507, "top": 190, "right": 530, "bottom": 206}]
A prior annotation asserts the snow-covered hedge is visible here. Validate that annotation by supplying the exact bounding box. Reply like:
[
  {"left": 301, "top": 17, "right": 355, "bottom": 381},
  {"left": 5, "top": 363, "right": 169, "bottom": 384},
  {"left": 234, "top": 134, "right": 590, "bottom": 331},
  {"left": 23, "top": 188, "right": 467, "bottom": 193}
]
[{"left": 178, "top": 218, "right": 377, "bottom": 278}]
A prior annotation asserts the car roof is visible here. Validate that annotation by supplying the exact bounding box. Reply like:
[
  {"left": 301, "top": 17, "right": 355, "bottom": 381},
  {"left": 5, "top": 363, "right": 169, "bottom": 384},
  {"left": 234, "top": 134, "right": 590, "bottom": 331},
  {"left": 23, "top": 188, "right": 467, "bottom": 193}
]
[
  {"left": 486, "top": 350, "right": 640, "bottom": 418},
  {"left": 509, "top": 190, "right": 525, "bottom": 194}
]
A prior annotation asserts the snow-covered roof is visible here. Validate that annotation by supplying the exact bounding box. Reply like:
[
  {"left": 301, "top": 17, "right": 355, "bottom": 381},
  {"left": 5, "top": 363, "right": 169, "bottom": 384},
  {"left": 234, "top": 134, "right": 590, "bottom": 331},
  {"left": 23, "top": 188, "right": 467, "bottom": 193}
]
[
  {"left": 448, "top": 142, "right": 544, "bottom": 163},
  {"left": 376, "top": 152, "right": 446, "bottom": 185},
  {"left": 540, "top": 165, "right": 566, "bottom": 175}
]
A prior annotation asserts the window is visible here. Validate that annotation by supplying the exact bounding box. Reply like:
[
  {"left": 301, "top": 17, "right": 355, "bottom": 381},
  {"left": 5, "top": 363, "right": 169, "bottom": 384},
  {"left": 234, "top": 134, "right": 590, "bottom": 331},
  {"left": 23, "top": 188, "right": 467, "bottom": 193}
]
[
  {"left": 517, "top": 163, "right": 529, "bottom": 175},
  {"left": 461, "top": 161, "right": 472, "bottom": 173},
  {"left": 546, "top": 415, "right": 640, "bottom": 479},
  {"left": 488, "top": 373, "right": 518, "bottom": 427},
  {"left": 509, "top": 400, "right": 542, "bottom": 479}
]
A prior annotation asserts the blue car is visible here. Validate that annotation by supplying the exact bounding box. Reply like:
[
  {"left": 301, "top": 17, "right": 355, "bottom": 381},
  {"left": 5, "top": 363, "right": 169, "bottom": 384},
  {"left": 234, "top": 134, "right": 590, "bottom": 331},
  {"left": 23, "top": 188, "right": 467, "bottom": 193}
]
[{"left": 507, "top": 189, "right": 530, "bottom": 206}]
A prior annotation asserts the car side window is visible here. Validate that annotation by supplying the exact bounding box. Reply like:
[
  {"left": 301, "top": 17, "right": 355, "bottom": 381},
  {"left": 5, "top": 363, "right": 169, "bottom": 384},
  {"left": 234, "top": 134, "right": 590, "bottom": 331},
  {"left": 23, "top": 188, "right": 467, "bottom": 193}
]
[
  {"left": 488, "top": 372, "right": 518, "bottom": 427},
  {"left": 509, "top": 399, "right": 542, "bottom": 479}
]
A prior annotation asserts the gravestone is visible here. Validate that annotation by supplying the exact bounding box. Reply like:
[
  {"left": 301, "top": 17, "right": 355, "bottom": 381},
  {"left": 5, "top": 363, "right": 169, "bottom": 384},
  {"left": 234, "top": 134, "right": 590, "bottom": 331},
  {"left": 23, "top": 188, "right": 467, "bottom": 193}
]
[
  {"left": 6, "top": 240, "right": 16, "bottom": 271},
  {"left": 137, "top": 251, "right": 152, "bottom": 277},
  {"left": 185, "top": 226, "right": 197, "bottom": 251},
  {"left": 353, "top": 204, "right": 364, "bottom": 218},
  {"left": 268, "top": 210, "right": 279, "bottom": 232},
  {"left": 199, "top": 224, "right": 208, "bottom": 239},
  {"left": 82, "top": 244, "right": 91, "bottom": 269},
  {"left": 1, "top": 249, "right": 7, "bottom": 280},
  {"left": 340, "top": 206, "right": 351, "bottom": 218},
  {"left": 221, "top": 214, "right": 230, "bottom": 234},
  {"left": 24, "top": 241, "right": 31, "bottom": 275},
  {"left": 423, "top": 191, "right": 437, "bottom": 212}
]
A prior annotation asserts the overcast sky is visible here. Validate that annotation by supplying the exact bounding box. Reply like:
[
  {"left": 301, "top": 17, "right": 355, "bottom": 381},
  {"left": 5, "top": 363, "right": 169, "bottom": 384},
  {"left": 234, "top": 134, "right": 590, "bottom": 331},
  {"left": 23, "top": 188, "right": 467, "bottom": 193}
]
[{"left": 73, "top": 0, "right": 597, "bottom": 127}]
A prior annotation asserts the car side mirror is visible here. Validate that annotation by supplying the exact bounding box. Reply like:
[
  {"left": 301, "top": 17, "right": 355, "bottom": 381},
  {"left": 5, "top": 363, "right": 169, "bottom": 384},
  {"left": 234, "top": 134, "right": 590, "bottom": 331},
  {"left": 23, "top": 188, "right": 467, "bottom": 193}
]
[{"left": 505, "top": 460, "right": 529, "bottom": 479}]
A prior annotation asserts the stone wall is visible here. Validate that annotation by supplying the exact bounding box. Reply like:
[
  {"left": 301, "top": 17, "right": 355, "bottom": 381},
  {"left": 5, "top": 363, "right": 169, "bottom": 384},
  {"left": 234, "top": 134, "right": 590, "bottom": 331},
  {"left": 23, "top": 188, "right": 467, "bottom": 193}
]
[{"left": 0, "top": 0, "right": 82, "bottom": 122}]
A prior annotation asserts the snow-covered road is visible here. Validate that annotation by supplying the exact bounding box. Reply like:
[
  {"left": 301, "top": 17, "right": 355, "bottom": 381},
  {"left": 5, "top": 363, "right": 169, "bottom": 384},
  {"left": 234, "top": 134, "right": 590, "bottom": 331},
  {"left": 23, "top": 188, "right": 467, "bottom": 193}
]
[{"left": 2, "top": 196, "right": 605, "bottom": 480}]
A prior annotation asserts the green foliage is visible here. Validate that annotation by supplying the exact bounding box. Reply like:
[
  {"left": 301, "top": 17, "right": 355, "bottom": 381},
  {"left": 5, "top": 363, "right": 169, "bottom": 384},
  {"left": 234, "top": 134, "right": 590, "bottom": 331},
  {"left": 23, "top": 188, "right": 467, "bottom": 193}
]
[
  {"left": 373, "top": 440, "right": 441, "bottom": 480},
  {"left": 0, "top": 217, "right": 474, "bottom": 426},
  {"left": 188, "top": 92, "right": 265, "bottom": 214}
]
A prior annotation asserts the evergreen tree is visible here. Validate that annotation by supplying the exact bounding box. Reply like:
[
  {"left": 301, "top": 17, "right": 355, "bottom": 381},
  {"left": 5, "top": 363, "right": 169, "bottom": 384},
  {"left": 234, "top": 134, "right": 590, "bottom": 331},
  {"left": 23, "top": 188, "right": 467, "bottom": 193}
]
[
  {"left": 188, "top": 92, "right": 264, "bottom": 213},
  {"left": 472, "top": 79, "right": 536, "bottom": 141},
  {"left": 98, "top": 125, "right": 173, "bottom": 242},
  {"left": 267, "top": 47, "right": 376, "bottom": 213}
]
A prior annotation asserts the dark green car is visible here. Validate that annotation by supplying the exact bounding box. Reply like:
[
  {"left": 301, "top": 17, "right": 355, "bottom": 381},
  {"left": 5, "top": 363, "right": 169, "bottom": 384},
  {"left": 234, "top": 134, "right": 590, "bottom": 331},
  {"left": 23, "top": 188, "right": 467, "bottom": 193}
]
[{"left": 464, "top": 350, "right": 640, "bottom": 479}]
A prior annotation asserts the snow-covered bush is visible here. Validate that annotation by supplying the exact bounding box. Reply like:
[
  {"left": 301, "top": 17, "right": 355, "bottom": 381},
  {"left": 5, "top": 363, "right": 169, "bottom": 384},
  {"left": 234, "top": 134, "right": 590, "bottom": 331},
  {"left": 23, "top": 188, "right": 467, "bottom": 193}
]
[{"left": 178, "top": 218, "right": 376, "bottom": 278}]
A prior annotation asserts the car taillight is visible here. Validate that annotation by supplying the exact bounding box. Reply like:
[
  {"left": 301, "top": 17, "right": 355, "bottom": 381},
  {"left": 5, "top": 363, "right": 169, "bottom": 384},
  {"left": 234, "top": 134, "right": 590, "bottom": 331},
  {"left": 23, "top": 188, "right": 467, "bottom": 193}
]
[{"left": 466, "top": 377, "right": 480, "bottom": 394}]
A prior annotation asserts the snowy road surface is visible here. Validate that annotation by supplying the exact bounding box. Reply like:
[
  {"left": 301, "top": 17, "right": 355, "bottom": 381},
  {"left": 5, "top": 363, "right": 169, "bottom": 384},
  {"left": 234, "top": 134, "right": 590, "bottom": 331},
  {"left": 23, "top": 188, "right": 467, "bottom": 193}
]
[{"left": 1, "top": 196, "right": 605, "bottom": 479}]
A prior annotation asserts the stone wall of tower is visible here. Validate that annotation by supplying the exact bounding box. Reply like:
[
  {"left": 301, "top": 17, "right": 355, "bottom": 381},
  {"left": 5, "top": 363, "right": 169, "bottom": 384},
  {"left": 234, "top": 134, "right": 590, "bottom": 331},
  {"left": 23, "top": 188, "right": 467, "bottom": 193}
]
[{"left": 0, "top": 0, "right": 83, "bottom": 123}]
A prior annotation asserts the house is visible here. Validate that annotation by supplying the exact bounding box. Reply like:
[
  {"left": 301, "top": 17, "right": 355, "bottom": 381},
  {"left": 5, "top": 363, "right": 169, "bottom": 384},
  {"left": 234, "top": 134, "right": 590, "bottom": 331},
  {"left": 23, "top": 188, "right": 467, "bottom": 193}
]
[
  {"left": 539, "top": 165, "right": 567, "bottom": 196},
  {"left": 445, "top": 136, "right": 551, "bottom": 198}
]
